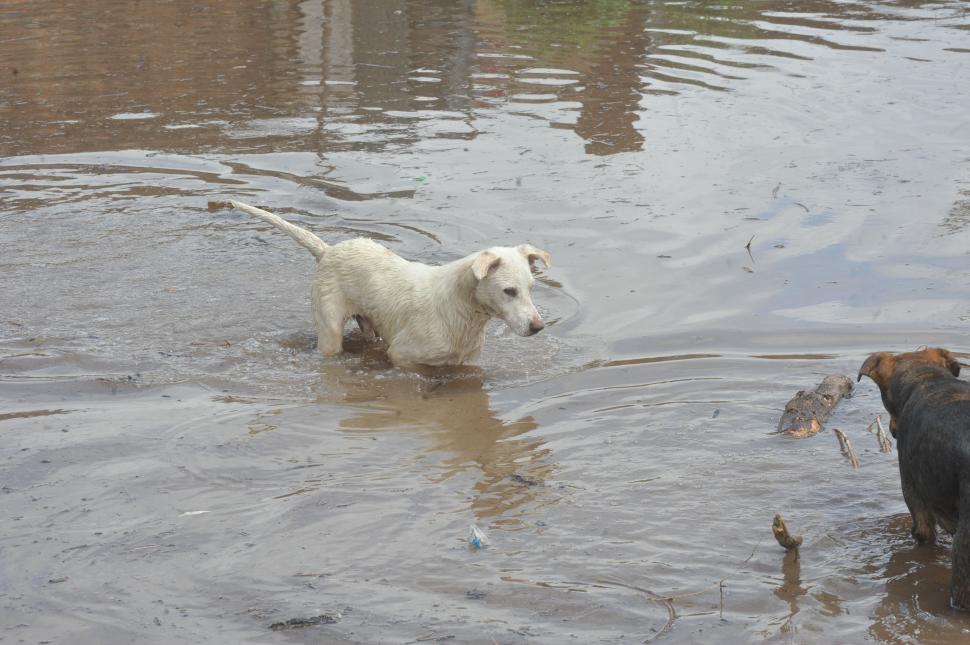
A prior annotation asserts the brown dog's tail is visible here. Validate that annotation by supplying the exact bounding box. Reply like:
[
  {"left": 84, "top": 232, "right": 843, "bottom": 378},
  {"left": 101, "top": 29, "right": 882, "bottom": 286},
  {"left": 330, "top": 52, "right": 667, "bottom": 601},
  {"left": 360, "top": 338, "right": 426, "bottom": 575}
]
[{"left": 210, "top": 199, "right": 329, "bottom": 261}]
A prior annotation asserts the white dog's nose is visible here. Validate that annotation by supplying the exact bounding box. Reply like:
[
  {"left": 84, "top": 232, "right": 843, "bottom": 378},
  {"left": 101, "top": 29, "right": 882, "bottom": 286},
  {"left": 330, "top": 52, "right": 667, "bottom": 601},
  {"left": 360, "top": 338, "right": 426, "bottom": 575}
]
[{"left": 528, "top": 319, "right": 545, "bottom": 335}]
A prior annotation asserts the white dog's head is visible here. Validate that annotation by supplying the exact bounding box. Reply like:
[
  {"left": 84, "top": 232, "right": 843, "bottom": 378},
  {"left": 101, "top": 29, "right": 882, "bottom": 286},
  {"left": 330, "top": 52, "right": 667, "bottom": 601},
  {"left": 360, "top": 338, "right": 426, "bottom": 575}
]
[{"left": 471, "top": 244, "right": 551, "bottom": 336}]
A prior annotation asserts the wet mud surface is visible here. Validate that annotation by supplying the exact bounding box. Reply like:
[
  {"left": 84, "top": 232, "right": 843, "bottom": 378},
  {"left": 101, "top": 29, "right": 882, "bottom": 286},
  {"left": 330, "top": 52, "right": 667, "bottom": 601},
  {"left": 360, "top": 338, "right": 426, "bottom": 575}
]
[{"left": 2, "top": 1, "right": 970, "bottom": 642}]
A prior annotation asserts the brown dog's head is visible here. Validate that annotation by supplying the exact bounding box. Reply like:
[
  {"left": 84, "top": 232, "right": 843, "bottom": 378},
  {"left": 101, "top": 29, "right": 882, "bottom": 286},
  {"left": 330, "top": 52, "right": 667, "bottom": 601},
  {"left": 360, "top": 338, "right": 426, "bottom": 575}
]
[
  {"left": 858, "top": 348, "right": 960, "bottom": 388},
  {"left": 857, "top": 348, "right": 961, "bottom": 436}
]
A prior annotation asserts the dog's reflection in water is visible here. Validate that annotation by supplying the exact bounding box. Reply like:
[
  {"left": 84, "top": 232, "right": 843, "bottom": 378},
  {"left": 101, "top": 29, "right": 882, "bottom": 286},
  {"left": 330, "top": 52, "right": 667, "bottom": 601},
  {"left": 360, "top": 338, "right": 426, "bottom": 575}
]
[
  {"left": 771, "top": 514, "right": 959, "bottom": 641},
  {"left": 322, "top": 361, "right": 555, "bottom": 525},
  {"left": 868, "top": 517, "right": 956, "bottom": 642}
]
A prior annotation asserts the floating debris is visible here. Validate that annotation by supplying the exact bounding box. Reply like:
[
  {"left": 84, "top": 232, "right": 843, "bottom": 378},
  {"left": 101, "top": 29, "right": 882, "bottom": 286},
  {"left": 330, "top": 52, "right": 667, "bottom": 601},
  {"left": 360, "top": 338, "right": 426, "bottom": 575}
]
[
  {"left": 269, "top": 613, "right": 339, "bottom": 631},
  {"left": 469, "top": 524, "right": 490, "bottom": 549},
  {"left": 866, "top": 415, "right": 893, "bottom": 453},
  {"left": 778, "top": 375, "right": 853, "bottom": 438},
  {"left": 772, "top": 513, "right": 802, "bottom": 550},
  {"left": 833, "top": 428, "right": 860, "bottom": 469}
]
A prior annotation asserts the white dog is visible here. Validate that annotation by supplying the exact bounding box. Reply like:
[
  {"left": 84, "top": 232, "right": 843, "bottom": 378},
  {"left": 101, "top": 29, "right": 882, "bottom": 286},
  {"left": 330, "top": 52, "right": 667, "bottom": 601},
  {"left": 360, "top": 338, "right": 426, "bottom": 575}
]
[{"left": 217, "top": 200, "right": 551, "bottom": 368}]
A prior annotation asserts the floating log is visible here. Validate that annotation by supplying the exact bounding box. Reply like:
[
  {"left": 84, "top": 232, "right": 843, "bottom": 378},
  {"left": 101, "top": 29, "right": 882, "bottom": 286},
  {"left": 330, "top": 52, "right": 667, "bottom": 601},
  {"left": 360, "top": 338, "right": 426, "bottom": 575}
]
[
  {"left": 778, "top": 374, "right": 853, "bottom": 438},
  {"left": 269, "top": 614, "right": 339, "bottom": 631}
]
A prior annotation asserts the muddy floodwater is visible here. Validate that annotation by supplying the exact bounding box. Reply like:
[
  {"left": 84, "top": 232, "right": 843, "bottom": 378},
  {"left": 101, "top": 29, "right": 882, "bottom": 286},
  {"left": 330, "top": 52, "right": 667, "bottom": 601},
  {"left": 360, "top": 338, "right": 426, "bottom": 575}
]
[{"left": 2, "top": 0, "right": 970, "bottom": 643}]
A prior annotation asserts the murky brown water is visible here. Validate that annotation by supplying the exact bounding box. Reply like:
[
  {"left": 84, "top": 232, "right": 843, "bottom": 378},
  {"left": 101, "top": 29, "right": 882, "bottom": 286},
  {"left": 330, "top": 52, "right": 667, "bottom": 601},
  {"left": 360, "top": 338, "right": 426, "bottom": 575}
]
[{"left": 3, "top": 0, "right": 970, "bottom": 642}]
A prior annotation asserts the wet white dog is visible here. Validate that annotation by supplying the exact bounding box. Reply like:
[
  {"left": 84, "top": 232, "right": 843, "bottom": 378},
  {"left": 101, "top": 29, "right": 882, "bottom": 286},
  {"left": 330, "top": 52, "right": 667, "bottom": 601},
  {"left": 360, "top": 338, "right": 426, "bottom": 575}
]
[{"left": 217, "top": 200, "right": 551, "bottom": 368}]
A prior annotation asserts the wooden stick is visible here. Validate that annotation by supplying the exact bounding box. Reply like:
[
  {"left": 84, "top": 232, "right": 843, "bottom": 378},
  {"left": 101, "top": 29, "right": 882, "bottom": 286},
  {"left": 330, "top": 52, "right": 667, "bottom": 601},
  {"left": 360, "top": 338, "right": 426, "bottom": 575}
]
[
  {"left": 772, "top": 513, "right": 803, "bottom": 550},
  {"left": 833, "top": 428, "right": 860, "bottom": 468},
  {"left": 875, "top": 416, "right": 892, "bottom": 453},
  {"left": 778, "top": 374, "right": 853, "bottom": 438},
  {"left": 864, "top": 415, "right": 892, "bottom": 453}
]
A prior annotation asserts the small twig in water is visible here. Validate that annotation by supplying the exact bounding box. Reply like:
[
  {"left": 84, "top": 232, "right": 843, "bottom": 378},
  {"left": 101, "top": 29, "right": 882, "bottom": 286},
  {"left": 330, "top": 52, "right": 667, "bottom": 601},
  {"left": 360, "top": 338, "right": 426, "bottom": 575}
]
[
  {"left": 596, "top": 537, "right": 764, "bottom": 639},
  {"left": 594, "top": 578, "right": 675, "bottom": 643},
  {"left": 833, "top": 428, "right": 860, "bottom": 468},
  {"left": 865, "top": 415, "right": 892, "bottom": 452},
  {"left": 719, "top": 581, "right": 725, "bottom": 620},
  {"left": 875, "top": 416, "right": 892, "bottom": 452},
  {"left": 741, "top": 537, "right": 763, "bottom": 565}
]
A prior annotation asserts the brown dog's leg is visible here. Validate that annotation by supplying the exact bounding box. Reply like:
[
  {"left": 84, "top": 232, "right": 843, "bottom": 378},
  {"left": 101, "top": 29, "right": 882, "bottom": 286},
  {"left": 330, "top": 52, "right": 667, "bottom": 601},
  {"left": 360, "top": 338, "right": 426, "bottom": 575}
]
[
  {"left": 901, "top": 473, "right": 936, "bottom": 544},
  {"left": 952, "top": 488, "right": 970, "bottom": 609}
]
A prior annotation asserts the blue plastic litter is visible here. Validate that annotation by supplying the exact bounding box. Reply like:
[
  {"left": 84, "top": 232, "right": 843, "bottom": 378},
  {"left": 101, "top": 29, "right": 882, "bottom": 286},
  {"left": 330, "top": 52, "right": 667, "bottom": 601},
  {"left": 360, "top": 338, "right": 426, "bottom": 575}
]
[{"left": 469, "top": 524, "right": 490, "bottom": 549}]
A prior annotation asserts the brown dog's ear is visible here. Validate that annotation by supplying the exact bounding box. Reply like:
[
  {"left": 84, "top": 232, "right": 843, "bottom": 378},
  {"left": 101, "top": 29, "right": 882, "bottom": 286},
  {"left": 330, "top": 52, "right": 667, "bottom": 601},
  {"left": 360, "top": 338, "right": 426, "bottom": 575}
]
[
  {"left": 934, "top": 348, "right": 961, "bottom": 377},
  {"left": 858, "top": 352, "right": 895, "bottom": 388},
  {"left": 471, "top": 250, "right": 502, "bottom": 280},
  {"left": 517, "top": 244, "right": 550, "bottom": 268}
]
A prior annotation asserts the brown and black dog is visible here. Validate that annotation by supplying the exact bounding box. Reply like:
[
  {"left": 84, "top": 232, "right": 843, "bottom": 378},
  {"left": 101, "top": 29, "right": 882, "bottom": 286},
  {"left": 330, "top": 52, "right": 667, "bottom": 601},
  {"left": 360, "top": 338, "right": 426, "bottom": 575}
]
[{"left": 858, "top": 347, "right": 970, "bottom": 609}]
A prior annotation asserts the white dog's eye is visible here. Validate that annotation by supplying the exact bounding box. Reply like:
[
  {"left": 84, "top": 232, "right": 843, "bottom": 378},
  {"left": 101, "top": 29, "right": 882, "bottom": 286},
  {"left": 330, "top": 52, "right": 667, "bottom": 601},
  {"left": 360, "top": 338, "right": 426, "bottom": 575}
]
[{"left": 503, "top": 287, "right": 518, "bottom": 297}]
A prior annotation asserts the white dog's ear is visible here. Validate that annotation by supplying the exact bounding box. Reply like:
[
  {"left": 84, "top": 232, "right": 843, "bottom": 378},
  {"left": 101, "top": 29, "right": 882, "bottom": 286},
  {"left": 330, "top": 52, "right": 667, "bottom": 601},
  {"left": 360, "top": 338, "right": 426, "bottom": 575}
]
[
  {"left": 518, "top": 244, "right": 551, "bottom": 268},
  {"left": 472, "top": 250, "right": 502, "bottom": 280}
]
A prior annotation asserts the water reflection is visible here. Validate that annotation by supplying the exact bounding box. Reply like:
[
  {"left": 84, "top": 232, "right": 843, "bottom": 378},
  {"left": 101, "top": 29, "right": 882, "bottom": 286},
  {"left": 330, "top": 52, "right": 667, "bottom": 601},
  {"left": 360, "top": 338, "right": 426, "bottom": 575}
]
[
  {"left": 3, "top": 0, "right": 970, "bottom": 642},
  {"left": 868, "top": 536, "right": 957, "bottom": 642},
  {"left": 774, "top": 549, "right": 807, "bottom": 636},
  {"left": 6, "top": 0, "right": 964, "bottom": 158},
  {"left": 323, "top": 364, "right": 556, "bottom": 525}
]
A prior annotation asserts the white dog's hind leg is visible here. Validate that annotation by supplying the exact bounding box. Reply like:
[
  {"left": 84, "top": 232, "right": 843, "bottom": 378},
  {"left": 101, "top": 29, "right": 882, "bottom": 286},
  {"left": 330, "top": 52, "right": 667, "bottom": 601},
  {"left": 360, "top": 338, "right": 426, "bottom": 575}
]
[
  {"left": 317, "top": 328, "right": 344, "bottom": 356},
  {"left": 315, "top": 307, "right": 346, "bottom": 356},
  {"left": 311, "top": 282, "right": 349, "bottom": 357}
]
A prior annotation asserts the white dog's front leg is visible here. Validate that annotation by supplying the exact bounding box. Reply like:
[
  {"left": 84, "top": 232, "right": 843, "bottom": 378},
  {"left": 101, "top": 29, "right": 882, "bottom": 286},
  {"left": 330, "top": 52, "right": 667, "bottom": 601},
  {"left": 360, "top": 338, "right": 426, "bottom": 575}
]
[
  {"left": 388, "top": 340, "right": 459, "bottom": 370},
  {"left": 354, "top": 315, "right": 378, "bottom": 342},
  {"left": 387, "top": 345, "right": 417, "bottom": 369}
]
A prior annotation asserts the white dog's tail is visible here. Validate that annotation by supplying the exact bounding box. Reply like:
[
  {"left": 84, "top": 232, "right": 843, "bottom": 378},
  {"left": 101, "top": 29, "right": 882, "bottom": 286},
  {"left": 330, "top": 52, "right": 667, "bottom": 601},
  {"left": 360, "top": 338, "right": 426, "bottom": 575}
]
[{"left": 225, "top": 200, "right": 329, "bottom": 260}]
